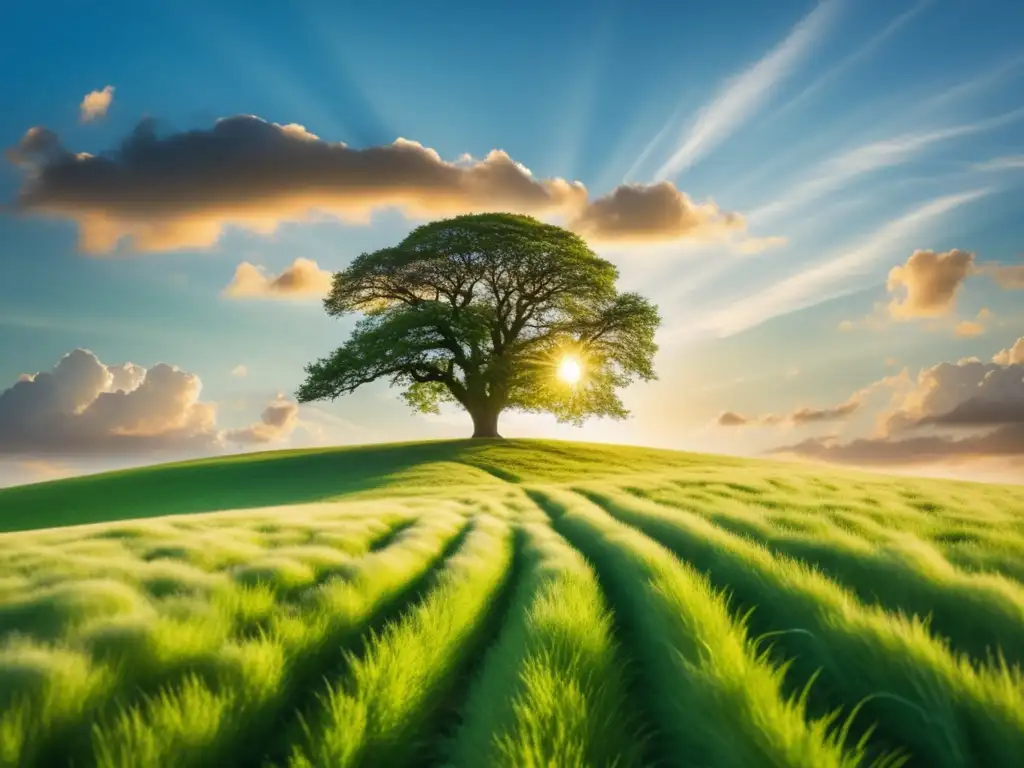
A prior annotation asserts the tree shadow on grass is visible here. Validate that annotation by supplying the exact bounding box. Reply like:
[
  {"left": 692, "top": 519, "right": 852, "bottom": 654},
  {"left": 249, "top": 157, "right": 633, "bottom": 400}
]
[
  {"left": 0, "top": 438, "right": 733, "bottom": 534},
  {"left": 0, "top": 441, "right": 488, "bottom": 533}
]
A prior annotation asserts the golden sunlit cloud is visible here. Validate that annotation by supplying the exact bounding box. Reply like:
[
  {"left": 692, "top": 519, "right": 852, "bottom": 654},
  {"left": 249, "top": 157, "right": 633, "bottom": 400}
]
[
  {"left": 79, "top": 86, "right": 115, "bottom": 122},
  {"left": 993, "top": 337, "right": 1024, "bottom": 366},
  {"left": 223, "top": 258, "right": 334, "bottom": 299},
  {"left": 887, "top": 248, "right": 975, "bottom": 319},
  {"left": 5, "top": 115, "right": 760, "bottom": 253},
  {"left": 568, "top": 182, "right": 745, "bottom": 245},
  {"left": 953, "top": 308, "right": 990, "bottom": 338},
  {"left": 837, "top": 246, "right": 1020, "bottom": 335},
  {"left": 699, "top": 190, "right": 989, "bottom": 337}
]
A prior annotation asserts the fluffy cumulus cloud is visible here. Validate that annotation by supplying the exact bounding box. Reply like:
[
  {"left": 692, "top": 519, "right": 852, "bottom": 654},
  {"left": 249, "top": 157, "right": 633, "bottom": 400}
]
[
  {"left": 568, "top": 181, "right": 745, "bottom": 244},
  {"left": 883, "top": 347, "right": 1024, "bottom": 435},
  {"left": 886, "top": 248, "right": 975, "bottom": 319},
  {"left": 4, "top": 115, "right": 756, "bottom": 253},
  {"left": 0, "top": 349, "right": 299, "bottom": 456},
  {"left": 223, "top": 258, "right": 334, "bottom": 299},
  {"left": 838, "top": 249, "right": 1022, "bottom": 334},
  {"left": 993, "top": 337, "right": 1024, "bottom": 366},
  {"left": 224, "top": 397, "right": 299, "bottom": 444},
  {"left": 770, "top": 336, "right": 1024, "bottom": 467},
  {"left": 108, "top": 361, "right": 147, "bottom": 392},
  {"left": 79, "top": 86, "right": 115, "bottom": 122}
]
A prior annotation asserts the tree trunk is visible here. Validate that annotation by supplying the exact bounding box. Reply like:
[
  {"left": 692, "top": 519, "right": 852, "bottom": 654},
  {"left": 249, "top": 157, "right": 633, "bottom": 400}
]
[{"left": 469, "top": 405, "right": 502, "bottom": 438}]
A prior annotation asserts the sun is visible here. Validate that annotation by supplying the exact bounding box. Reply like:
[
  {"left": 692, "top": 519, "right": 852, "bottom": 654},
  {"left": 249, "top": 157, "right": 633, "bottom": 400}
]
[{"left": 557, "top": 357, "right": 582, "bottom": 385}]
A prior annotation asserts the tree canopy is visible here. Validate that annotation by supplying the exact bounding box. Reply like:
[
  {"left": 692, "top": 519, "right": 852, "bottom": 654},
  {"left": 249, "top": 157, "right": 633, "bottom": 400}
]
[{"left": 296, "top": 213, "right": 660, "bottom": 438}]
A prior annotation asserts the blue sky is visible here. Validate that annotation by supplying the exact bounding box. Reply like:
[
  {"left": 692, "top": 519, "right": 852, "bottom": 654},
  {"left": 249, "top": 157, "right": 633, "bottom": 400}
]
[{"left": 2, "top": 0, "right": 1023, "bottom": 485}]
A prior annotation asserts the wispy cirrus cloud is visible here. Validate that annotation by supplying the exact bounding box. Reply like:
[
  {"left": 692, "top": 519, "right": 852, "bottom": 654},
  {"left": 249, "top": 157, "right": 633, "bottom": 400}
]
[
  {"left": 749, "top": 108, "right": 1024, "bottom": 224},
  {"left": 768, "top": 0, "right": 931, "bottom": 122},
  {"left": 700, "top": 188, "right": 990, "bottom": 336},
  {"left": 621, "top": 105, "right": 684, "bottom": 184},
  {"left": 972, "top": 156, "right": 1024, "bottom": 172},
  {"left": 651, "top": 0, "right": 841, "bottom": 181},
  {"left": 914, "top": 53, "right": 1024, "bottom": 115},
  {"left": 732, "top": 235, "right": 789, "bottom": 255}
]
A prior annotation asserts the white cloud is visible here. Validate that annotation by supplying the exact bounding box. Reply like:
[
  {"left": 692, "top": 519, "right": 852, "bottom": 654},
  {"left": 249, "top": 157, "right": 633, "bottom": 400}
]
[
  {"left": 0, "top": 349, "right": 300, "bottom": 457},
  {"left": 972, "top": 156, "right": 1024, "bottom": 172}
]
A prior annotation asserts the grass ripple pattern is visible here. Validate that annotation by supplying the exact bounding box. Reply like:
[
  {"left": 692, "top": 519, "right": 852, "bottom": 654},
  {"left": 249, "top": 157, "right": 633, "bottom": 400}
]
[{"left": 0, "top": 439, "right": 1022, "bottom": 767}]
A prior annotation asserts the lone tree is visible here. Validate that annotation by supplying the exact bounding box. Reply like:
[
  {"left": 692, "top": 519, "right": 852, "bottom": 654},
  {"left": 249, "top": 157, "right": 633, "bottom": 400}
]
[{"left": 296, "top": 213, "right": 660, "bottom": 438}]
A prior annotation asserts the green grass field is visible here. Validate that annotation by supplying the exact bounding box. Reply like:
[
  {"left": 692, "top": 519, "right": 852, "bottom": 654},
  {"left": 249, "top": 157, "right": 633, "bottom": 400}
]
[{"left": 1, "top": 439, "right": 1022, "bottom": 767}]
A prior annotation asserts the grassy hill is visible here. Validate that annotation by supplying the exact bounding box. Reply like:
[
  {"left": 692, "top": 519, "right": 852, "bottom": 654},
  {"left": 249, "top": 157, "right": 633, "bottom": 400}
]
[
  {"left": 1, "top": 439, "right": 1023, "bottom": 767},
  {"left": 0, "top": 439, "right": 750, "bottom": 533}
]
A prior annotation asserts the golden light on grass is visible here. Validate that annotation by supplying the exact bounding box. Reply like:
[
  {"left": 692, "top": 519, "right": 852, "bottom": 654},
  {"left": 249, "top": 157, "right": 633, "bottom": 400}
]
[
  {"left": 557, "top": 357, "right": 583, "bottom": 385},
  {"left": 1, "top": 442, "right": 1023, "bottom": 765}
]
